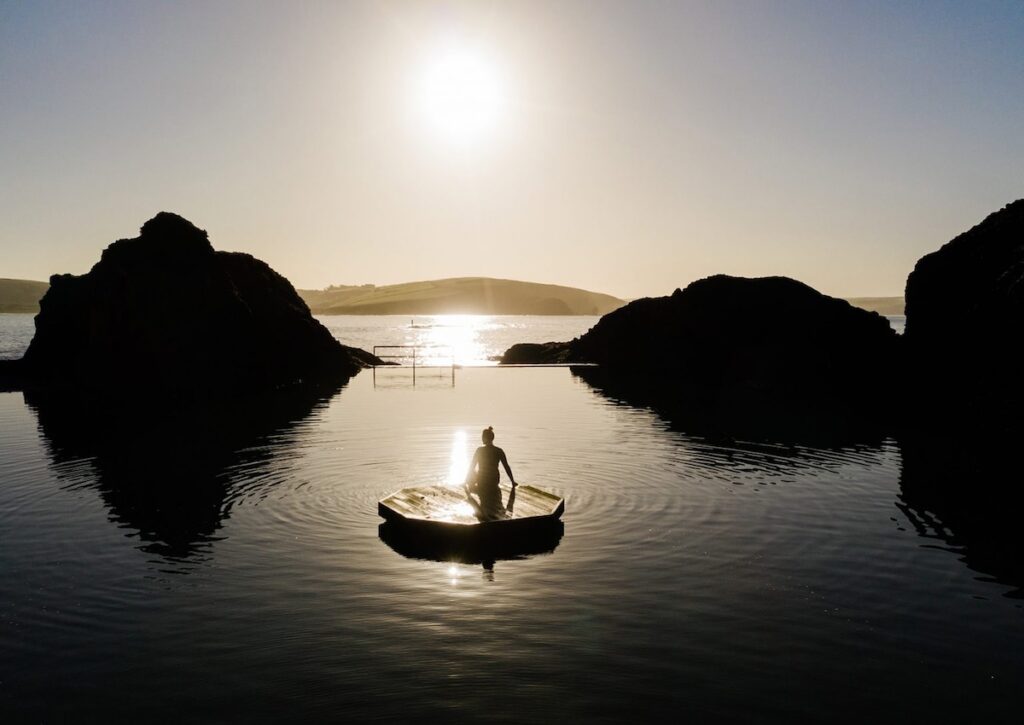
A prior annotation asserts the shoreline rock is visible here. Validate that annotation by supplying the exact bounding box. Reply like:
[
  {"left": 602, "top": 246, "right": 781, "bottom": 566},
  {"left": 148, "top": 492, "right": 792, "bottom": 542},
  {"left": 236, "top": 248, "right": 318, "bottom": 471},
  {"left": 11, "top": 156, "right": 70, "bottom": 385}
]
[
  {"left": 499, "top": 341, "right": 574, "bottom": 365},
  {"left": 502, "top": 275, "right": 899, "bottom": 427},
  {"left": 10, "top": 212, "right": 379, "bottom": 398},
  {"left": 501, "top": 200, "right": 1024, "bottom": 435},
  {"left": 904, "top": 199, "right": 1024, "bottom": 424}
]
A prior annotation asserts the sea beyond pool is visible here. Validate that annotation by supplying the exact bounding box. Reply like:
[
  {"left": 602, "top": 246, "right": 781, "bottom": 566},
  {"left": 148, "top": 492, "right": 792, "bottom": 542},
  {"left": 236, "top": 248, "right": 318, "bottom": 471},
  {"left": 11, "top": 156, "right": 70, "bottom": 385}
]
[
  {"left": 0, "top": 312, "right": 908, "bottom": 367},
  {"left": 2, "top": 312, "right": 1021, "bottom": 723}
]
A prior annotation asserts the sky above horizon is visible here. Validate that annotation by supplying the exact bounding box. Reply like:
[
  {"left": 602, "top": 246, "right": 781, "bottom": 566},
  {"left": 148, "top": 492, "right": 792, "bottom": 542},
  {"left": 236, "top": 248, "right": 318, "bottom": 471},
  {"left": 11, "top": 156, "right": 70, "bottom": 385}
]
[{"left": 2, "top": 0, "right": 1023, "bottom": 299}]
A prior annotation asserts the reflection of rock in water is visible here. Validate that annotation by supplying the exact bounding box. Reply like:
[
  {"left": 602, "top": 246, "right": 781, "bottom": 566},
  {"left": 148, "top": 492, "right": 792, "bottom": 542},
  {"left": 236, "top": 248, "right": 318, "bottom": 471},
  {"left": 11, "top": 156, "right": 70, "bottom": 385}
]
[
  {"left": 378, "top": 520, "right": 563, "bottom": 570},
  {"left": 571, "top": 365, "right": 889, "bottom": 447},
  {"left": 25, "top": 383, "right": 340, "bottom": 560},
  {"left": 898, "top": 432, "right": 1024, "bottom": 598}
]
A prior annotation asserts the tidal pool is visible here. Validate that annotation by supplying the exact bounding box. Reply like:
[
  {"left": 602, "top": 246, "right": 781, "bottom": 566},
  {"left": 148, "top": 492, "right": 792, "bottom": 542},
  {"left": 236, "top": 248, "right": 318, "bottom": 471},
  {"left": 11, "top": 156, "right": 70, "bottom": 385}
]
[{"left": 0, "top": 366, "right": 1020, "bottom": 722}]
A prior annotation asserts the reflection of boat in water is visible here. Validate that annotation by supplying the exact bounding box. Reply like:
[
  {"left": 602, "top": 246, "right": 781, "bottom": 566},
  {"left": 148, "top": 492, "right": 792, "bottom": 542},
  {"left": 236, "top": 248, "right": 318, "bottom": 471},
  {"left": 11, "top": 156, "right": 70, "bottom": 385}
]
[
  {"left": 379, "top": 519, "right": 563, "bottom": 565},
  {"left": 377, "top": 484, "right": 565, "bottom": 565}
]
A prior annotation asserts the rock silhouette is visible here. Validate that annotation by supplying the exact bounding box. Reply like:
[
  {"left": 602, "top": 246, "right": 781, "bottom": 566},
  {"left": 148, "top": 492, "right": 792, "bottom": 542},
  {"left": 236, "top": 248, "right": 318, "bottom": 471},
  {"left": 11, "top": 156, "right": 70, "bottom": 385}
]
[
  {"left": 904, "top": 199, "right": 1024, "bottom": 423},
  {"left": 503, "top": 275, "right": 898, "bottom": 429},
  {"left": 499, "top": 341, "right": 574, "bottom": 365},
  {"left": 4, "top": 212, "right": 376, "bottom": 396}
]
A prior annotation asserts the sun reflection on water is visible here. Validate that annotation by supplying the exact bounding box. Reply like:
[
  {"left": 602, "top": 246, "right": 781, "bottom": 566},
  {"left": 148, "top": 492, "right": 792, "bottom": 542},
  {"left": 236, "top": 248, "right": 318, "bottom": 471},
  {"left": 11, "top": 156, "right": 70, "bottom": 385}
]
[
  {"left": 447, "top": 429, "right": 469, "bottom": 485},
  {"left": 411, "top": 315, "right": 497, "bottom": 366}
]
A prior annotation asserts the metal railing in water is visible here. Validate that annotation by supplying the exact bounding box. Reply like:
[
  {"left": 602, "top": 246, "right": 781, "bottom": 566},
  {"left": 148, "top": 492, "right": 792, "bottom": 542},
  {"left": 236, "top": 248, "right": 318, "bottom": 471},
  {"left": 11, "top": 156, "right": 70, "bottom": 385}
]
[{"left": 372, "top": 345, "right": 455, "bottom": 387}]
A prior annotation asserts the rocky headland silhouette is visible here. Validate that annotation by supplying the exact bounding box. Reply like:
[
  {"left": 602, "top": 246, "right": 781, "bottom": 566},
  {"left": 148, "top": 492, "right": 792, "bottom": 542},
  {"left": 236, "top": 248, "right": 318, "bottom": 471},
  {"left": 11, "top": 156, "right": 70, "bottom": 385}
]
[
  {"left": 504, "top": 275, "right": 899, "bottom": 437},
  {"left": 503, "top": 199, "right": 1024, "bottom": 435},
  {"left": 2, "top": 200, "right": 1020, "bottom": 433},
  {"left": 0, "top": 212, "right": 378, "bottom": 397},
  {"left": 904, "top": 199, "right": 1024, "bottom": 423}
]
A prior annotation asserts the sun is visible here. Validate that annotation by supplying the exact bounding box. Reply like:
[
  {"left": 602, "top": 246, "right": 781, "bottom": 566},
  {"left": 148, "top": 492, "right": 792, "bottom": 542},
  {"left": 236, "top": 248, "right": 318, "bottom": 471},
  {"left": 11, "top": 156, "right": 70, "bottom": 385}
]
[{"left": 416, "top": 44, "right": 506, "bottom": 147}]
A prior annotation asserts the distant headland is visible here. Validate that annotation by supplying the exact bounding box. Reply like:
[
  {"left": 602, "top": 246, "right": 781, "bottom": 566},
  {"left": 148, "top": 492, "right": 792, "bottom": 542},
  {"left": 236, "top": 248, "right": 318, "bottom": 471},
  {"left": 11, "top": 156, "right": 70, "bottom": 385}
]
[
  {"left": 1, "top": 275, "right": 902, "bottom": 317},
  {"left": 0, "top": 278, "right": 49, "bottom": 313},
  {"left": 843, "top": 297, "right": 904, "bottom": 315},
  {"left": 297, "top": 278, "right": 625, "bottom": 316}
]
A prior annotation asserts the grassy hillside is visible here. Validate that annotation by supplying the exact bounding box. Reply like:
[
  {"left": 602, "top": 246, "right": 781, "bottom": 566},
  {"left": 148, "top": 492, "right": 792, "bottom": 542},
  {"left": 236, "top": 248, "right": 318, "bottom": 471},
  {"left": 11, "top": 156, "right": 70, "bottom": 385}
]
[
  {"left": 1, "top": 274, "right": 902, "bottom": 318},
  {"left": 0, "top": 278, "right": 48, "bottom": 313},
  {"left": 298, "top": 277, "right": 625, "bottom": 316},
  {"left": 844, "top": 297, "right": 905, "bottom": 315}
]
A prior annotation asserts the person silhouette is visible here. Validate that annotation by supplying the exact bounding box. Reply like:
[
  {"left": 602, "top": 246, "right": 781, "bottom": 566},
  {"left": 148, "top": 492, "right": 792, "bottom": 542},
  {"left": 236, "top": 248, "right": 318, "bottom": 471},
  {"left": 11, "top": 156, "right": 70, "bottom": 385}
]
[{"left": 464, "top": 426, "right": 516, "bottom": 518}]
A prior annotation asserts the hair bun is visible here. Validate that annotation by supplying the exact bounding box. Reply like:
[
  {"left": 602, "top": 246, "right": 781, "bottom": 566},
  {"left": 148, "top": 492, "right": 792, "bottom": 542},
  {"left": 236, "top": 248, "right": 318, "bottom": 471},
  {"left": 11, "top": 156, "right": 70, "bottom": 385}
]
[{"left": 486, "top": 426, "right": 493, "bottom": 431}]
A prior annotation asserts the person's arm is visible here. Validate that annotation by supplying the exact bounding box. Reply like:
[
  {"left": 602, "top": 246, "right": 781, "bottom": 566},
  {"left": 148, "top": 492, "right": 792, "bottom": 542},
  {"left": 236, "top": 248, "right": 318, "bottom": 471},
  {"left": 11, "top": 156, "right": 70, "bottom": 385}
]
[{"left": 500, "top": 449, "right": 516, "bottom": 487}]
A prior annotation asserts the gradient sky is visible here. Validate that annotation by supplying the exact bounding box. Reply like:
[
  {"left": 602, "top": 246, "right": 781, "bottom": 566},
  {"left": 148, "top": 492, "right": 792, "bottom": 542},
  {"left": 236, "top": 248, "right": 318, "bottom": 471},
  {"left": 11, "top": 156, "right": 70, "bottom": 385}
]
[{"left": 2, "top": 0, "right": 1022, "bottom": 299}]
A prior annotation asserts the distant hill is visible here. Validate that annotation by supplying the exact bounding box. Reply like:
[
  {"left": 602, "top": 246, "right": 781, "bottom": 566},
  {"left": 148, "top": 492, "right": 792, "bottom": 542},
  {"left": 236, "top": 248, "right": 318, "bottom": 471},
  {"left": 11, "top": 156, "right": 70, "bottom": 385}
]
[
  {"left": 298, "top": 277, "right": 625, "bottom": 316},
  {"left": 2, "top": 274, "right": 900, "bottom": 317},
  {"left": 0, "top": 278, "right": 48, "bottom": 313},
  {"left": 844, "top": 297, "right": 905, "bottom": 315}
]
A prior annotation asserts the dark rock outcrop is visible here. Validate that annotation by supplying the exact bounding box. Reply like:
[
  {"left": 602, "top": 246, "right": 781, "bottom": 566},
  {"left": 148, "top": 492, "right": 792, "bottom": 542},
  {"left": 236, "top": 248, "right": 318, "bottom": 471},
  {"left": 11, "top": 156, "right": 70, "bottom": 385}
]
[
  {"left": 503, "top": 275, "right": 899, "bottom": 432},
  {"left": 500, "top": 341, "right": 574, "bottom": 365},
  {"left": 11, "top": 212, "right": 376, "bottom": 396},
  {"left": 904, "top": 199, "right": 1024, "bottom": 422}
]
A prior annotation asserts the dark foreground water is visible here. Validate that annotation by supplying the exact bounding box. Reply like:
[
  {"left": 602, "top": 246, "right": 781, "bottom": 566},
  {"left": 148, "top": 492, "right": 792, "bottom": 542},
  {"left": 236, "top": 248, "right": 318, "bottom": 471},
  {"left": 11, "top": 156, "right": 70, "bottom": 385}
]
[{"left": 1, "top": 361, "right": 1023, "bottom": 723}]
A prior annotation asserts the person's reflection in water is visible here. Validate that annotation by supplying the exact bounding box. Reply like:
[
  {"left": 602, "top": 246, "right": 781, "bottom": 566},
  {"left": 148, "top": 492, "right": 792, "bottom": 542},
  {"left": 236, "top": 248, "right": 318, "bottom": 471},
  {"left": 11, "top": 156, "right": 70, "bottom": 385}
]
[{"left": 464, "top": 426, "right": 516, "bottom": 519}]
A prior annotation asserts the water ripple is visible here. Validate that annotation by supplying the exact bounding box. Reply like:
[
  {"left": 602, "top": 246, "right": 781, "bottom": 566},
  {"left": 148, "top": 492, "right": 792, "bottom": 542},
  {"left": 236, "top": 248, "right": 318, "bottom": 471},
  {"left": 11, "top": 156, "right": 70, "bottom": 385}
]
[{"left": 1, "top": 368, "right": 1022, "bottom": 722}]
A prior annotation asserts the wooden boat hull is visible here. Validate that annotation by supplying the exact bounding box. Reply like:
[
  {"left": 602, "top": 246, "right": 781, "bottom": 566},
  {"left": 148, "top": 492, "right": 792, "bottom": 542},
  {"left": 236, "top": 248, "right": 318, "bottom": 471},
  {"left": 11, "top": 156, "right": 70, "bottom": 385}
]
[{"left": 377, "top": 484, "right": 565, "bottom": 564}]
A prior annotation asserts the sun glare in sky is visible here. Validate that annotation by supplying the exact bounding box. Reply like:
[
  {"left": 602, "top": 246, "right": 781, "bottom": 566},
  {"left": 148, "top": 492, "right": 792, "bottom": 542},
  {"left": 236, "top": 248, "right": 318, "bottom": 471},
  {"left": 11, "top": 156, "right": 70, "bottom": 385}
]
[
  {"left": 3, "top": 3, "right": 1022, "bottom": 297},
  {"left": 415, "top": 42, "right": 507, "bottom": 147}
]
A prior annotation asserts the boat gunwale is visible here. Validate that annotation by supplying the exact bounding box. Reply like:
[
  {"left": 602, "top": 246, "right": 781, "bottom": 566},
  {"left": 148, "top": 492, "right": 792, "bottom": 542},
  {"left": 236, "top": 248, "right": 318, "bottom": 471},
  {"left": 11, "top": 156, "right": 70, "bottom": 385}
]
[{"left": 378, "top": 484, "right": 564, "bottom": 529}]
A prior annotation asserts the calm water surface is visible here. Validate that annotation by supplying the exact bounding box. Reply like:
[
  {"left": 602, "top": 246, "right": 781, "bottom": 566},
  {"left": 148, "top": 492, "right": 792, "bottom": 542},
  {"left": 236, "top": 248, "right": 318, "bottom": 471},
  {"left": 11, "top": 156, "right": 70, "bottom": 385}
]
[
  {"left": 0, "top": 314, "right": 35, "bottom": 360},
  {"left": 0, "top": 312, "right": 906, "bottom": 363},
  {"left": 315, "top": 314, "right": 601, "bottom": 366},
  {"left": 1, "top": 313, "right": 1019, "bottom": 723},
  {"left": 314, "top": 314, "right": 908, "bottom": 364}
]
